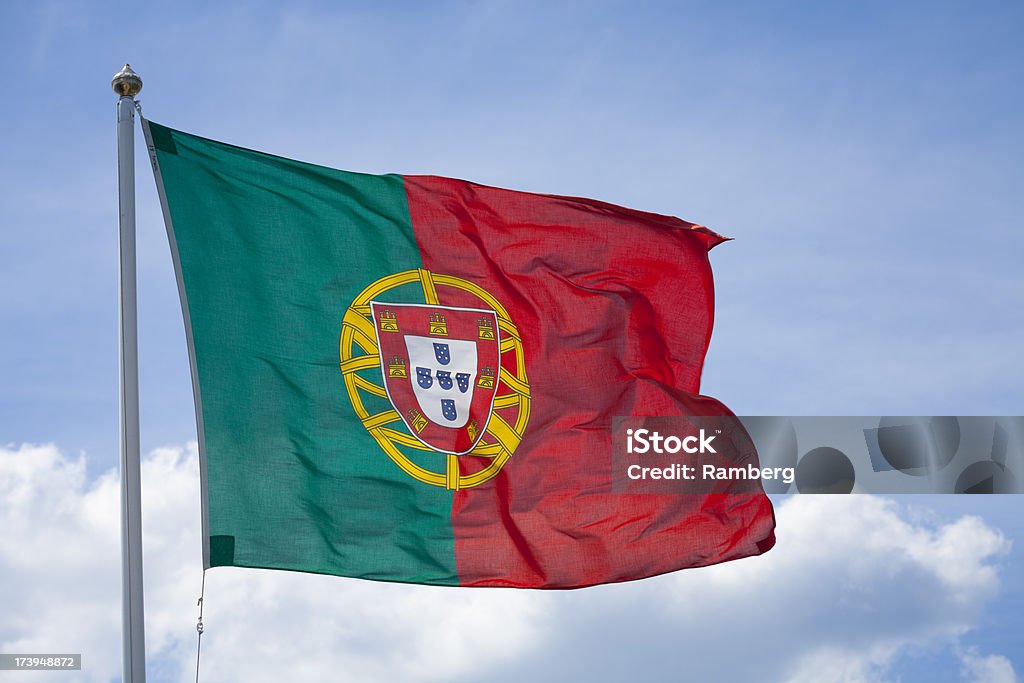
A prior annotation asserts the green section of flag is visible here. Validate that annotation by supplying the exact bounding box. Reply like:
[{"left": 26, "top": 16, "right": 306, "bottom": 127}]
[{"left": 147, "top": 121, "right": 458, "bottom": 584}]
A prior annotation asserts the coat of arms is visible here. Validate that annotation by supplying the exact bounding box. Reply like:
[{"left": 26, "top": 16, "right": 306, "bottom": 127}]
[
  {"left": 370, "top": 302, "right": 500, "bottom": 455},
  {"left": 339, "top": 269, "right": 531, "bottom": 489}
]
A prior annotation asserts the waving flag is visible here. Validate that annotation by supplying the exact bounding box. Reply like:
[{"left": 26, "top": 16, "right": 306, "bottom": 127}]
[{"left": 145, "top": 120, "right": 775, "bottom": 588}]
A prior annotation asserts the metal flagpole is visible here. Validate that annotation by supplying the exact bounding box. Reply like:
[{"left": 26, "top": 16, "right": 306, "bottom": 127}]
[{"left": 112, "top": 63, "right": 146, "bottom": 683}]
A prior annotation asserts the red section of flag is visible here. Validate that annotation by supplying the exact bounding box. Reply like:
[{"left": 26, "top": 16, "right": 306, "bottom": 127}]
[{"left": 404, "top": 176, "right": 775, "bottom": 588}]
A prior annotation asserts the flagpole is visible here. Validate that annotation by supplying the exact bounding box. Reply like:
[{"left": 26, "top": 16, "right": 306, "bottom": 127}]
[{"left": 112, "top": 63, "right": 146, "bottom": 683}]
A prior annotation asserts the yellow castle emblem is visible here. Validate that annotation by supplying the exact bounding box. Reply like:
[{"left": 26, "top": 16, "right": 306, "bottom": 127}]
[
  {"left": 406, "top": 408, "right": 428, "bottom": 434},
  {"left": 428, "top": 312, "right": 448, "bottom": 336},
  {"left": 387, "top": 355, "right": 407, "bottom": 378},
  {"left": 477, "top": 365, "right": 495, "bottom": 390},
  {"left": 378, "top": 309, "right": 398, "bottom": 333}
]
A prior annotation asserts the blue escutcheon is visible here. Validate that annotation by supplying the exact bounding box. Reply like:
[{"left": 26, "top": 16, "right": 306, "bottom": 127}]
[
  {"left": 440, "top": 399, "right": 457, "bottom": 421},
  {"left": 433, "top": 343, "right": 451, "bottom": 365}
]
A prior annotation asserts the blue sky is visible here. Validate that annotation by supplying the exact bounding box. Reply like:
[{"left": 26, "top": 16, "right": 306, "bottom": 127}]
[{"left": 0, "top": 1, "right": 1022, "bottom": 681}]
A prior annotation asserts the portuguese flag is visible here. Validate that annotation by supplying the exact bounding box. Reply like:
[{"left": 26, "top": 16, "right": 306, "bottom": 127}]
[{"left": 144, "top": 120, "right": 775, "bottom": 589}]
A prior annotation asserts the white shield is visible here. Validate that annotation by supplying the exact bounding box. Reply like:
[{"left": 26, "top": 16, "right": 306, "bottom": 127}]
[{"left": 404, "top": 335, "right": 478, "bottom": 428}]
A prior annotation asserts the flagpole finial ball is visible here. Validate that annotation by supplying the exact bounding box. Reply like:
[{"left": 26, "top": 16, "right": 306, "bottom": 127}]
[{"left": 112, "top": 64, "right": 142, "bottom": 98}]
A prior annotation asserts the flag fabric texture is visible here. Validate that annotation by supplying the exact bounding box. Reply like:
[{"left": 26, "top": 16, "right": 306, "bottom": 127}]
[{"left": 144, "top": 119, "right": 775, "bottom": 589}]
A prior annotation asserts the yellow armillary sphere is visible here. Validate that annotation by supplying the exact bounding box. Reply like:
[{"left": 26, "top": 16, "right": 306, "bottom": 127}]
[{"left": 339, "top": 268, "right": 531, "bottom": 490}]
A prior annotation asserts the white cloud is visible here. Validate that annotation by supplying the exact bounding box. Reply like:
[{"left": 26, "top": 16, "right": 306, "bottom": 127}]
[
  {"left": 0, "top": 443, "right": 119, "bottom": 678},
  {"left": 960, "top": 648, "right": 1020, "bottom": 683},
  {"left": 650, "top": 496, "right": 1012, "bottom": 682},
  {"left": 0, "top": 445, "right": 1018, "bottom": 683}
]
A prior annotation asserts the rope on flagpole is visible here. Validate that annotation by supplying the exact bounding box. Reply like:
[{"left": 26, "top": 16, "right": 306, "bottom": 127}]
[{"left": 195, "top": 569, "right": 206, "bottom": 683}]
